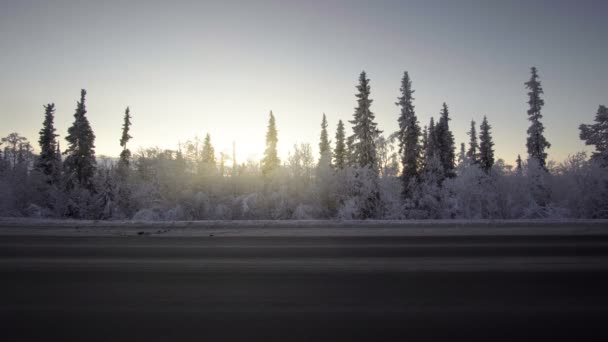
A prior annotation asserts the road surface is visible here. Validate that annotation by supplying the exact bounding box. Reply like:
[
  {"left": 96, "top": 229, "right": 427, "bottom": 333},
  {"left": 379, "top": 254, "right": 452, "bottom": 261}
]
[{"left": 2, "top": 225, "right": 608, "bottom": 341}]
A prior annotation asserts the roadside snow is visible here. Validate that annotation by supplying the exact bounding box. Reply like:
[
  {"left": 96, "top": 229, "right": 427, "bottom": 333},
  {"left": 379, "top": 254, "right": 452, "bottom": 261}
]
[{"left": 0, "top": 217, "right": 607, "bottom": 237}]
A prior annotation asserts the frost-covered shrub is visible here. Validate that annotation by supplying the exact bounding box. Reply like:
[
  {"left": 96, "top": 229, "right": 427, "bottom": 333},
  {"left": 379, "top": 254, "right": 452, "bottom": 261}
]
[
  {"left": 411, "top": 156, "right": 444, "bottom": 219},
  {"left": 379, "top": 175, "right": 404, "bottom": 219},
  {"left": 212, "top": 204, "right": 232, "bottom": 220},
  {"left": 232, "top": 193, "right": 263, "bottom": 219},
  {"left": 163, "top": 205, "right": 187, "bottom": 221},
  {"left": 132, "top": 208, "right": 162, "bottom": 221},
  {"left": 336, "top": 166, "right": 382, "bottom": 219},
  {"left": 292, "top": 204, "right": 317, "bottom": 220},
  {"left": 550, "top": 153, "right": 608, "bottom": 218},
  {"left": 441, "top": 165, "right": 501, "bottom": 219},
  {"left": 336, "top": 198, "right": 358, "bottom": 220},
  {"left": 267, "top": 191, "right": 292, "bottom": 219}
]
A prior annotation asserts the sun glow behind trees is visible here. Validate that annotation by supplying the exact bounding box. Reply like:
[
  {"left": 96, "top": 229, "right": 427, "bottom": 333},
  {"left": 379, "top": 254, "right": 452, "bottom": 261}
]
[{"left": 0, "top": 68, "right": 607, "bottom": 220}]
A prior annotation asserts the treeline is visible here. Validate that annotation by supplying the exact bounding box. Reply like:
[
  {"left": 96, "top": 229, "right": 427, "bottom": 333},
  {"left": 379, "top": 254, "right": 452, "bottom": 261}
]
[{"left": 1, "top": 68, "right": 607, "bottom": 220}]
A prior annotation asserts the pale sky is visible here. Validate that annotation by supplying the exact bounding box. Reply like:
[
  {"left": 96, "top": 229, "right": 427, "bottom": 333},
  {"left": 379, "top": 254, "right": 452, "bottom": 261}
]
[{"left": 1, "top": 0, "right": 606, "bottom": 164}]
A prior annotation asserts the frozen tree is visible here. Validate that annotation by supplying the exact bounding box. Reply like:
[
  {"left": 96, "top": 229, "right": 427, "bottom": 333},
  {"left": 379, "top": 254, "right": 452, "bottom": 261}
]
[
  {"left": 64, "top": 89, "right": 96, "bottom": 190},
  {"left": 118, "top": 106, "right": 132, "bottom": 171},
  {"left": 516, "top": 154, "right": 523, "bottom": 175},
  {"left": 349, "top": 71, "right": 382, "bottom": 170},
  {"left": 261, "top": 111, "right": 280, "bottom": 177},
  {"left": 424, "top": 117, "right": 440, "bottom": 165},
  {"left": 201, "top": 133, "right": 216, "bottom": 169},
  {"left": 376, "top": 133, "right": 399, "bottom": 177},
  {"left": 318, "top": 113, "right": 332, "bottom": 166},
  {"left": 457, "top": 142, "right": 469, "bottom": 171},
  {"left": 316, "top": 114, "right": 336, "bottom": 216},
  {"left": 346, "top": 71, "right": 383, "bottom": 218},
  {"left": 466, "top": 120, "right": 479, "bottom": 164},
  {"left": 96, "top": 169, "right": 117, "bottom": 219},
  {"left": 579, "top": 105, "right": 608, "bottom": 165},
  {"left": 479, "top": 116, "right": 495, "bottom": 173},
  {"left": 525, "top": 67, "right": 551, "bottom": 170},
  {"left": 415, "top": 154, "right": 444, "bottom": 218},
  {"left": 396, "top": 71, "right": 421, "bottom": 198},
  {"left": 115, "top": 107, "right": 134, "bottom": 217},
  {"left": 435, "top": 103, "right": 456, "bottom": 177},
  {"left": 346, "top": 135, "right": 356, "bottom": 167},
  {"left": 2, "top": 132, "right": 29, "bottom": 169},
  {"left": 421, "top": 125, "right": 428, "bottom": 158},
  {"left": 35, "top": 103, "right": 59, "bottom": 183},
  {"left": 333, "top": 119, "right": 346, "bottom": 169}
]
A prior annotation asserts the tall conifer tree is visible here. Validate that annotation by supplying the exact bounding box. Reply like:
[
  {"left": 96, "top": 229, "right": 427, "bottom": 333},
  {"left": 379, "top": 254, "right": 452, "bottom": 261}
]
[
  {"left": 516, "top": 154, "right": 523, "bottom": 175},
  {"left": 64, "top": 89, "right": 96, "bottom": 190},
  {"left": 118, "top": 107, "right": 132, "bottom": 170},
  {"left": 478, "top": 116, "right": 495, "bottom": 173},
  {"left": 435, "top": 103, "right": 455, "bottom": 177},
  {"left": 466, "top": 120, "right": 479, "bottom": 164},
  {"left": 525, "top": 67, "right": 551, "bottom": 170},
  {"left": 261, "top": 111, "right": 280, "bottom": 177},
  {"left": 35, "top": 103, "right": 59, "bottom": 182},
  {"left": 349, "top": 71, "right": 381, "bottom": 170},
  {"left": 319, "top": 113, "right": 331, "bottom": 165},
  {"left": 579, "top": 105, "right": 608, "bottom": 165},
  {"left": 334, "top": 120, "right": 346, "bottom": 169},
  {"left": 202, "top": 133, "right": 216, "bottom": 166},
  {"left": 396, "top": 71, "right": 421, "bottom": 198}
]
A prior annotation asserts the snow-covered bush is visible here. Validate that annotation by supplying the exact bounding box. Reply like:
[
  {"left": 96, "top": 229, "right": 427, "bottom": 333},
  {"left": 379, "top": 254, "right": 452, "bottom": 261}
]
[
  {"left": 132, "top": 208, "right": 162, "bottom": 221},
  {"left": 550, "top": 153, "right": 608, "bottom": 218},
  {"left": 335, "top": 166, "right": 382, "bottom": 219}
]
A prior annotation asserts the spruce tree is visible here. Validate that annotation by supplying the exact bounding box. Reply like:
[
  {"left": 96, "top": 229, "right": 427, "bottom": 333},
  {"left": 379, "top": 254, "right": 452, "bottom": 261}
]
[
  {"left": 579, "top": 105, "right": 608, "bottom": 165},
  {"left": 64, "top": 89, "right": 96, "bottom": 190},
  {"left": 349, "top": 71, "right": 381, "bottom": 170},
  {"left": 261, "top": 111, "right": 280, "bottom": 177},
  {"left": 421, "top": 125, "right": 428, "bottom": 158},
  {"left": 201, "top": 133, "right": 216, "bottom": 166},
  {"left": 346, "top": 135, "right": 356, "bottom": 167},
  {"left": 466, "top": 120, "right": 479, "bottom": 164},
  {"left": 478, "top": 116, "right": 495, "bottom": 173},
  {"left": 435, "top": 103, "right": 455, "bottom": 177},
  {"left": 118, "top": 107, "right": 132, "bottom": 170},
  {"left": 35, "top": 103, "right": 59, "bottom": 182},
  {"left": 516, "top": 154, "right": 523, "bottom": 175},
  {"left": 348, "top": 71, "right": 382, "bottom": 218},
  {"left": 319, "top": 113, "right": 331, "bottom": 165},
  {"left": 334, "top": 119, "right": 346, "bottom": 169},
  {"left": 525, "top": 67, "right": 551, "bottom": 170},
  {"left": 425, "top": 117, "right": 438, "bottom": 161},
  {"left": 396, "top": 71, "right": 421, "bottom": 198},
  {"left": 458, "top": 142, "right": 466, "bottom": 166}
]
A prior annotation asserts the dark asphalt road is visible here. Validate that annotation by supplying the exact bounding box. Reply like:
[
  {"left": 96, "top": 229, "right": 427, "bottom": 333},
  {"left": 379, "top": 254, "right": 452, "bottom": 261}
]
[{"left": 2, "top": 231, "right": 608, "bottom": 341}]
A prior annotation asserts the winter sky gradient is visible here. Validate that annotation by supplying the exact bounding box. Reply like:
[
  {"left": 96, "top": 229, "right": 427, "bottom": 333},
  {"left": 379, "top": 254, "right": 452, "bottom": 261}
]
[{"left": 1, "top": 0, "right": 606, "bottom": 164}]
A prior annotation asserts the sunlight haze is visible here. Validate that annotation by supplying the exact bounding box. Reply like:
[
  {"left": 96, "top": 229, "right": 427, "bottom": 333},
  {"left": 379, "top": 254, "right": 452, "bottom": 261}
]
[{"left": 1, "top": 0, "right": 606, "bottom": 164}]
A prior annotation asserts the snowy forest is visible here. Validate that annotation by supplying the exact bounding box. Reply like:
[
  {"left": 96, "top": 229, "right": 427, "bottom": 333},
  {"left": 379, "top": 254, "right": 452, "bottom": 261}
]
[{"left": 1, "top": 67, "right": 607, "bottom": 220}]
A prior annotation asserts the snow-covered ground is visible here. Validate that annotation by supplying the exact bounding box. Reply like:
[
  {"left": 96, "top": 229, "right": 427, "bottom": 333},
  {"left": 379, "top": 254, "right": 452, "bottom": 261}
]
[{"left": 0, "top": 217, "right": 607, "bottom": 237}]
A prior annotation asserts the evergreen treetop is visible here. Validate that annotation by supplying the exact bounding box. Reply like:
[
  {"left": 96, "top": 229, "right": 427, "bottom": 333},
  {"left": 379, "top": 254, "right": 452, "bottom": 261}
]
[
  {"left": 119, "top": 106, "right": 132, "bottom": 170},
  {"left": 525, "top": 66, "right": 551, "bottom": 170},
  {"left": 319, "top": 113, "right": 331, "bottom": 164},
  {"left": 579, "top": 105, "right": 608, "bottom": 165},
  {"left": 64, "top": 89, "right": 96, "bottom": 190},
  {"left": 466, "top": 119, "right": 479, "bottom": 164},
  {"left": 334, "top": 119, "right": 346, "bottom": 169},
  {"left": 478, "top": 116, "right": 495, "bottom": 173},
  {"left": 261, "top": 111, "right": 280, "bottom": 176},
  {"left": 349, "top": 71, "right": 381, "bottom": 170},
  {"left": 435, "top": 102, "right": 455, "bottom": 176},
  {"left": 202, "top": 133, "right": 216, "bottom": 165},
  {"left": 35, "top": 103, "right": 59, "bottom": 180},
  {"left": 396, "top": 71, "right": 421, "bottom": 198}
]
